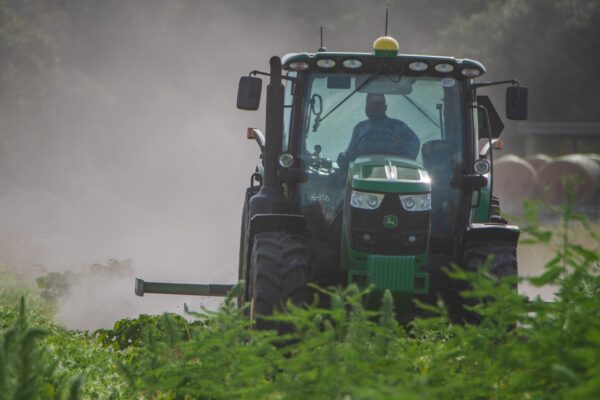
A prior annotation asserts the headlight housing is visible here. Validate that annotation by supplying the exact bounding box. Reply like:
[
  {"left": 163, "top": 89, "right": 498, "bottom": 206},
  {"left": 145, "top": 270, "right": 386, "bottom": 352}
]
[
  {"left": 399, "top": 194, "right": 431, "bottom": 211},
  {"left": 350, "top": 190, "right": 384, "bottom": 210},
  {"left": 473, "top": 159, "right": 491, "bottom": 175}
]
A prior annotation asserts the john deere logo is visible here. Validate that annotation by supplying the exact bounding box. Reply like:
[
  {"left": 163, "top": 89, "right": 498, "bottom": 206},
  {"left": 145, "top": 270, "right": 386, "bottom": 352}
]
[{"left": 383, "top": 215, "right": 398, "bottom": 228}]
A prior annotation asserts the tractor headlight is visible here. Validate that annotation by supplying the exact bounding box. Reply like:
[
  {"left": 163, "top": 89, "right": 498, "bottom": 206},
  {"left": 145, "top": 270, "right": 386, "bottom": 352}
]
[
  {"left": 399, "top": 194, "right": 431, "bottom": 211},
  {"left": 316, "top": 59, "right": 336, "bottom": 69},
  {"left": 461, "top": 68, "right": 482, "bottom": 78},
  {"left": 278, "top": 153, "right": 294, "bottom": 168},
  {"left": 342, "top": 59, "right": 363, "bottom": 69},
  {"left": 473, "top": 159, "right": 491, "bottom": 175},
  {"left": 289, "top": 61, "right": 309, "bottom": 71},
  {"left": 408, "top": 61, "right": 428, "bottom": 72},
  {"left": 350, "top": 190, "right": 384, "bottom": 210},
  {"left": 434, "top": 63, "right": 454, "bottom": 73}
]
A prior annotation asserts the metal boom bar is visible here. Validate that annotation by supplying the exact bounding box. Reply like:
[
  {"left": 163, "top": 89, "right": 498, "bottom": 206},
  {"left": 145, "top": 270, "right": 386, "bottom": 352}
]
[{"left": 135, "top": 278, "right": 234, "bottom": 297}]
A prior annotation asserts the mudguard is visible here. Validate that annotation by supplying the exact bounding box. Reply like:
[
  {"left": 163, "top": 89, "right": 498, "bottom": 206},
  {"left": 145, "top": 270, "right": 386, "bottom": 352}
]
[
  {"left": 245, "top": 213, "right": 307, "bottom": 270},
  {"left": 249, "top": 214, "right": 306, "bottom": 237},
  {"left": 463, "top": 223, "right": 520, "bottom": 244}
]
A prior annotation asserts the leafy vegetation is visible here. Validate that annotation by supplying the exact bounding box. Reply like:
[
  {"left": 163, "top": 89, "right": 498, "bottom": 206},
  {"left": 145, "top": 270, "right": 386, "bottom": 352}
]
[
  {"left": 1, "top": 203, "right": 599, "bottom": 399},
  {"left": 0, "top": 1, "right": 598, "bottom": 398},
  {"left": 0, "top": 270, "right": 128, "bottom": 399}
]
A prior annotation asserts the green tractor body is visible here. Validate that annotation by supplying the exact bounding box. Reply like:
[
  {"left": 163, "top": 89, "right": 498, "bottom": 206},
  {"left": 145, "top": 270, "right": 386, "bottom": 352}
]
[
  {"left": 342, "top": 155, "right": 431, "bottom": 295},
  {"left": 136, "top": 35, "right": 528, "bottom": 323}
]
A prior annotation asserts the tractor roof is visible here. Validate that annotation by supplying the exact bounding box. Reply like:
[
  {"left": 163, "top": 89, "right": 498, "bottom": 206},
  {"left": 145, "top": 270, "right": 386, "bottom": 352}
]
[
  {"left": 281, "top": 52, "right": 486, "bottom": 78},
  {"left": 281, "top": 36, "right": 486, "bottom": 79}
]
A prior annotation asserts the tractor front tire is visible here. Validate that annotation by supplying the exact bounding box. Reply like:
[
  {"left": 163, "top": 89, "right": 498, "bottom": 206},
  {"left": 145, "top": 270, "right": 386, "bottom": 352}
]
[
  {"left": 249, "top": 231, "right": 311, "bottom": 331},
  {"left": 450, "top": 240, "right": 518, "bottom": 323},
  {"left": 464, "top": 240, "right": 518, "bottom": 277}
]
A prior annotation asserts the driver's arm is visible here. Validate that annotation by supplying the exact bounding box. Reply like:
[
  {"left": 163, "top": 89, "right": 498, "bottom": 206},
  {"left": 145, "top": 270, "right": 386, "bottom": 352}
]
[
  {"left": 398, "top": 122, "right": 421, "bottom": 160},
  {"left": 343, "top": 122, "right": 364, "bottom": 162}
]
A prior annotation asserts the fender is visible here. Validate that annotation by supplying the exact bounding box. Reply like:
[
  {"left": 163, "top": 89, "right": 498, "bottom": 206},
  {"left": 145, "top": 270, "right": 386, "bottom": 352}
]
[
  {"left": 249, "top": 213, "right": 306, "bottom": 238},
  {"left": 463, "top": 223, "right": 520, "bottom": 244},
  {"left": 241, "top": 213, "right": 307, "bottom": 300},
  {"left": 246, "top": 213, "right": 307, "bottom": 270}
]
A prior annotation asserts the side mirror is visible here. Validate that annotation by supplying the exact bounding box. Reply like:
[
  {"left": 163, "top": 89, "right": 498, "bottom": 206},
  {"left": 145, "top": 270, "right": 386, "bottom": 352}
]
[
  {"left": 506, "top": 86, "right": 528, "bottom": 120},
  {"left": 237, "top": 76, "right": 262, "bottom": 110}
]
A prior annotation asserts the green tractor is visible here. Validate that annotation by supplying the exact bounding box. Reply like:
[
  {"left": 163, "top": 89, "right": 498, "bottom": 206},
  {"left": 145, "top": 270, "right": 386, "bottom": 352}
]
[{"left": 136, "top": 35, "right": 528, "bottom": 325}]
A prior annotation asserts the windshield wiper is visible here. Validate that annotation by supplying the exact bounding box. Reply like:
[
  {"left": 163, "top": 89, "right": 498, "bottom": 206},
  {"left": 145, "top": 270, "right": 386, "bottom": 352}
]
[{"left": 312, "top": 70, "right": 382, "bottom": 132}]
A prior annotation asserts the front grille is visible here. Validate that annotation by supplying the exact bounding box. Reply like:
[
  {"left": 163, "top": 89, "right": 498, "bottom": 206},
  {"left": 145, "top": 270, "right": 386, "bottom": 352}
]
[{"left": 350, "top": 193, "right": 430, "bottom": 255}]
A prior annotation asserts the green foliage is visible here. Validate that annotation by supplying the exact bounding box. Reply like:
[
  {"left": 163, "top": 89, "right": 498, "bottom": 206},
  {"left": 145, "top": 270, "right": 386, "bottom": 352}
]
[
  {"left": 95, "top": 313, "right": 190, "bottom": 351},
  {"left": 2, "top": 207, "right": 599, "bottom": 399},
  {"left": 0, "top": 297, "right": 82, "bottom": 400},
  {"left": 0, "top": 271, "right": 128, "bottom": 399},
  {"left": 114, "top": 205, "right": 599, "bottom": 399}
]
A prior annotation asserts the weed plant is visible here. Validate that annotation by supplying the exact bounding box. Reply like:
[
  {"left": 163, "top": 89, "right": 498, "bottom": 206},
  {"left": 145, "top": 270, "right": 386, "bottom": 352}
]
[
  {"left": 0, "top": 201, "right": 599, "bottom": 399},
  {"left": 116, "top": 202, "right": 599, "bottom": 399}
]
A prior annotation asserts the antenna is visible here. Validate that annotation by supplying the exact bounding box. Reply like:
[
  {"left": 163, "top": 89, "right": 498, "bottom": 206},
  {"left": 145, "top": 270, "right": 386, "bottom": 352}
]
[
  {"left": 320, "top": 27, "right": 323, "bottom": 48},
  {"left": 318, "top": 26, "right": 327, "bottom": 52},
  {"left": 385, "top": 5, "right": 389, "bottom": 36}
]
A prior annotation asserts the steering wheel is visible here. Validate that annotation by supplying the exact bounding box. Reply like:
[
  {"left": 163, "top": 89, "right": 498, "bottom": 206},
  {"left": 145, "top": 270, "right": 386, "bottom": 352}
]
[
  {"left": 300, "top": 145, "right": 336, "bottom": 175},
  {"left": 353, "top": 130, "right": 413, "bottom": 158},
  {"left": 302, "top": 155, "right": 335, "bottom": 174}
]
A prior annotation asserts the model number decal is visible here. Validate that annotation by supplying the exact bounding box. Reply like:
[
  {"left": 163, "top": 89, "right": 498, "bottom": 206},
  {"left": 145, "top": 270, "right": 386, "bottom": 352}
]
[{"left": 311, "top": 193, "right": 331, "bottom": 202}]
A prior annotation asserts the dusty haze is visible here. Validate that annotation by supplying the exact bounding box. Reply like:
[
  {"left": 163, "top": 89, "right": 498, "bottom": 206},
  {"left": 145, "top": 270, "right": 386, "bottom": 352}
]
[
  {"left": 0, "top": 1, "right": 574, "bottom": 328},
  {"left": 0, "top": 1, "right": 459, "bottom": 329}
]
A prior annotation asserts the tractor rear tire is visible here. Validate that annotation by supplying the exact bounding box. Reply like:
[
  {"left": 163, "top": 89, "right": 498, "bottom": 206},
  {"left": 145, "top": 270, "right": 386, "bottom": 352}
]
[
  {"left": 249, "top": 231, "right": 312, "bottom": 332},
  {"left": 238, "top": 186, "right": 259, "bottom": 310},
  {"left": 450, "top": 240, "right": 518, "bottom": 323}
]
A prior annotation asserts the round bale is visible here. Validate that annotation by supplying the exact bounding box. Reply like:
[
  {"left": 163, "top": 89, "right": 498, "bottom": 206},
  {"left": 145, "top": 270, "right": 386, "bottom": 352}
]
[
  {"left": 537, "top": 154, "right": 600, "bottom": 207},
  {"left": 583, "top": 153, "right": 600, "bottom": 167},
  {"left": 526, "top": 154, "right": 553, "bottom": 172},
  {"left": 493, "top": 154, "right": 538, "bottom": 215}
]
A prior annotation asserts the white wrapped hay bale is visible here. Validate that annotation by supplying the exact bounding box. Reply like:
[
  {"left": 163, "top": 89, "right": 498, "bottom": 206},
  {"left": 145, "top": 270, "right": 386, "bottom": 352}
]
[
  {"left": 584, "top": 153, "right": 600, "bottom": 167},
  {"left": 526, "top": 154, "right": 553, "bottom": 172},
  {"left": 493, "top": 154, "right": 538, "bottom": 215},
  {"left": 537, "top": 154, "right": 600, "bottom": 209}
]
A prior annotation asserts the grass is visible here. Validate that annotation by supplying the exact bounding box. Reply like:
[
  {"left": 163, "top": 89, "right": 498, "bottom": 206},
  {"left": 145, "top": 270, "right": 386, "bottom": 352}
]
[{"left": 0, "top": 203, "right": 599, "bottom": 399}]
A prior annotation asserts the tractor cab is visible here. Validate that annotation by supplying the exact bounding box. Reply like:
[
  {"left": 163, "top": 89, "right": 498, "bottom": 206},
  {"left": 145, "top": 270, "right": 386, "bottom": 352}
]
[
  {"left": 279, "top": 41, "right": 472, "bottom": 273},
  {"left": 235, "top": 35, "right": 527, "bottom": 322},
  {"left": 135, "top": 34, "right": 528, "bottom": 327}
]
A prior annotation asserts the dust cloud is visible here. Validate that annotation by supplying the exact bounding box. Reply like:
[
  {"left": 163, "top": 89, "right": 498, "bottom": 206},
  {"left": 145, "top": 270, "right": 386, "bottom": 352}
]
[
  {"left": 0, "top": 1, "right": 445, "bottom": 329},
  {"left": 1, "top": 1, "right": 578, "bottom": 329}
]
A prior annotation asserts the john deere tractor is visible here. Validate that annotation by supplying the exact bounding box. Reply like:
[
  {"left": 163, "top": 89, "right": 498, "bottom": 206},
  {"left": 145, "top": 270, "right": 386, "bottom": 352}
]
[{"left": 135, "top": 35, "right": 528, "bottom": 324}]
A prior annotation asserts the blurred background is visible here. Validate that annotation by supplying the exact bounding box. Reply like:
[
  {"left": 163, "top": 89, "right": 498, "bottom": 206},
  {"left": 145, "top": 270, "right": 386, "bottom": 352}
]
[{"left": 0, "top": 0, "right": 598, "bottom": 328}]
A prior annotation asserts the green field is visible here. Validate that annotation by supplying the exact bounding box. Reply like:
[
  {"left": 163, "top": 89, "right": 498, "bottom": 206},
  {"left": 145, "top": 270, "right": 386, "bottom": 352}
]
[{"left": 1, "top": 208, "right": 600, "bottom": 400}]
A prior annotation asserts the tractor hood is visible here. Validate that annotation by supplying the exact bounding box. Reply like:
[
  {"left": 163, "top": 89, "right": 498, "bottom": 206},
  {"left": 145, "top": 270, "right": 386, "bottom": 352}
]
[{"left": 350, "top": 155, "right": 431, "bottom": 194}]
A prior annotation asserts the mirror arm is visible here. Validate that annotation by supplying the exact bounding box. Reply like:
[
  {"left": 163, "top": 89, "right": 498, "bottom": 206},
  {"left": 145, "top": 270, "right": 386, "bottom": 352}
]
[
  {"left": 250, "top": 70, "right": 270, "bottom": 78},
  {"left": 472, "top": 79, "right": 519, "bottom": 90},
  {"left": 249, "top": 70, "right": 296, "bottom": 82}
]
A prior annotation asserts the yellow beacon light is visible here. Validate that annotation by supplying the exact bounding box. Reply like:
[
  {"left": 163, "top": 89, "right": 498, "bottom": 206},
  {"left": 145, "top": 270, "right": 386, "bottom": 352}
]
[{"left": 373, "top": 36, "right": 399, "bottom": 57}]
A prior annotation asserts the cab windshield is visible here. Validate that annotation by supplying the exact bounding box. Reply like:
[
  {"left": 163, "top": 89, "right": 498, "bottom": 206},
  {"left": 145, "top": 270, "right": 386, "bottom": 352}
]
[
  {"left": 294, "top": 72, "right": 466, "bottom": 240},
  {"left": 299, "top": 73, "right": 464, "bottom": 164}
]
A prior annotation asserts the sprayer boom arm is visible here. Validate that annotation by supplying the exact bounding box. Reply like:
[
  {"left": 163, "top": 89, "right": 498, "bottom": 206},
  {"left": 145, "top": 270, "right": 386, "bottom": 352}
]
[{"left": 135, "top": 278, "right": 234, "bottom": 297}]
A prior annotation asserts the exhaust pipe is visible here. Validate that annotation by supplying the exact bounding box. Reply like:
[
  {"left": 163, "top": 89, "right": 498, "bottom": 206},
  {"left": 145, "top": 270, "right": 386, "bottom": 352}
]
[{"left": 248, "top": 56, "right": 291, "bottom": 216}]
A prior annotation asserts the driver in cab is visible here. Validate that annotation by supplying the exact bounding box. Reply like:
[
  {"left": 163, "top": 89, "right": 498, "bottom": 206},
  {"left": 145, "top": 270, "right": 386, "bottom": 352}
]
[{"left": 341, "top": 93, "right": 420, "bottom": 164}]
